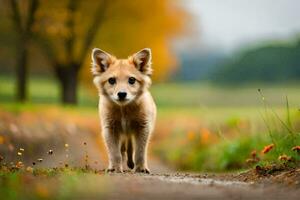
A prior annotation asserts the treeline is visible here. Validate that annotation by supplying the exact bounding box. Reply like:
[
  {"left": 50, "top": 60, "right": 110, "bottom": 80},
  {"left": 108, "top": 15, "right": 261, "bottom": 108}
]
[{"left": 211, "top": 38, "right": 300, "bottom": 84}]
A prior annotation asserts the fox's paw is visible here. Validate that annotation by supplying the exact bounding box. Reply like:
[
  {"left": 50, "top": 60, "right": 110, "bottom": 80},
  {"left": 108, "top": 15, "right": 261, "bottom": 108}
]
[
  {"left": 127, "top": 160, "right": 135, "bottom": 169},
  {"left": 106, "top": 167, "right": 123, "bottom": 173},
  {"left": 135, "top": 166, "right": 150, "bottom": 174}
]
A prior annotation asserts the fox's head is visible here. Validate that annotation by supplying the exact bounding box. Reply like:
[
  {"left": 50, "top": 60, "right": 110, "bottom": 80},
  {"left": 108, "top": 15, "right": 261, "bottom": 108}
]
[{"left": 91, "top": 48, "right": 152, "bottom": 106}]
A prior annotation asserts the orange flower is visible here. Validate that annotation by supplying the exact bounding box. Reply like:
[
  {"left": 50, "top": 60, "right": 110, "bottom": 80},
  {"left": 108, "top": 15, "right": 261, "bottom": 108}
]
[
  {"left": 261, "top": 144, "right": 275, "bottom": 154},
  {"left": 200, "top": 128, "right": 211, "bottom": 144},
  {"left": 16, "top": 161, "right": 23, "bottom": 168},
  {"left": 187, "top": 131, "right": 195, "bottom": 141}
]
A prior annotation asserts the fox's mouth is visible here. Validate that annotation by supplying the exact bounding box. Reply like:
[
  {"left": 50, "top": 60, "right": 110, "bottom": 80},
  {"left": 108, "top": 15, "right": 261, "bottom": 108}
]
[{"left": 112, "top": 98, "right": 130, "bottom": 106}]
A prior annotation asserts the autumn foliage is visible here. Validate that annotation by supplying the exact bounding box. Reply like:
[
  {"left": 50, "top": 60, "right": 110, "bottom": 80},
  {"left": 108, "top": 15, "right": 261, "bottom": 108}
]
[
  {"left": 34, "top": 0, "right": 189, "bottom": 82},
  {"left": 4, "top": 0, "right": 189, "bottom": 104}
]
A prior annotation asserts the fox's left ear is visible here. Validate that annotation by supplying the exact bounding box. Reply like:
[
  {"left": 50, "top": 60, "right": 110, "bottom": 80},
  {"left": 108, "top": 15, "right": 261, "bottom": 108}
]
[{"left": 132, "top": 48, "right": 152, "bottom": 75}]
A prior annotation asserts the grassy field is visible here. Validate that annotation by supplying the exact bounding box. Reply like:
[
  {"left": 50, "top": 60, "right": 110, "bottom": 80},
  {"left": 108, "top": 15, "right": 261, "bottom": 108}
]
[
  {"left": 0, "top": 75, "right": 300, "bottom": 172},
  {"left": 1, "top": 75, "right": 300, "bottom": 107}
]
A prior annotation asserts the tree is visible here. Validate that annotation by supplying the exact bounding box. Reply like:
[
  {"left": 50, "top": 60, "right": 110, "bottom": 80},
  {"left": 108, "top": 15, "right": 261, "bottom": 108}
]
[
  {"left": 8, "top": 0, "right": 39, "bottom": 102},
  {"left": 32, "top": 0, "right": 109, "bottom": 104},
  {"left": 34, "top": 0, "right": 188, "bottom": 104}
]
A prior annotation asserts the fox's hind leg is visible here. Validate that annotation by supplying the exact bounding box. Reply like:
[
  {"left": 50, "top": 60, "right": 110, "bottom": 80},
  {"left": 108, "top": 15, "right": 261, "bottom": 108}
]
[
  {"left": 127, "top": 137, "right": 134, "bottom": 169},
  {"left": 121, "top": 142, "right": 127, "bottom": 167}
]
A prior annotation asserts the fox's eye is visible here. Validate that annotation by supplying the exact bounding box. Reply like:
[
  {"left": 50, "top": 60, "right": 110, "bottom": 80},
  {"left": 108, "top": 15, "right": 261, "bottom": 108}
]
[
  {"left": 128, "top": 77, "right": 136, "bottom": 85},
  {"left": 108, "top": 77, "right": 116, "bottom": 85}
]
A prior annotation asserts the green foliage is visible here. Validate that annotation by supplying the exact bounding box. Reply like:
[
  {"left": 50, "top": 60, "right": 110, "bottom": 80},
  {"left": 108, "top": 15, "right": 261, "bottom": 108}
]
[
  {"left": 154, "top": 91, "right": 300, "bottom": 172},
  {"left": 212, "top": 38, "right": 300, "bottom": 83}
]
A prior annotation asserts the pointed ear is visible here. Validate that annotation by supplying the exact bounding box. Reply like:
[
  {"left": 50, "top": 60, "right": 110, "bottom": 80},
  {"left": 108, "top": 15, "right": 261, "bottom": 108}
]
[
  {"left": 132, "top": 48, "right": 152, "bottom": 75},
  {"left": 91, "top": 48, "right": 112, "bottom": 75}
]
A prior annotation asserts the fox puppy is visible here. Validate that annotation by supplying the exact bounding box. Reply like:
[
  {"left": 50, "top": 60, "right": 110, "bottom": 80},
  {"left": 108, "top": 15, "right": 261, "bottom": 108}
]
[{"left": 91, "top": 48, "right": 156, "bottom": 173}]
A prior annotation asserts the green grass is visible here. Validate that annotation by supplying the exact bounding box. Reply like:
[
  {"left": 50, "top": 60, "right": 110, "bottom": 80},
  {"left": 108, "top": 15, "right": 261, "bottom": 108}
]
[
  {"left": 0, "top": 168, "right": 109, "bottom": 200},
  {"left": 0, "top": 75, "right": 98, "bottom": 107},
  {"left": 152, "top": 82, "right": 300, "bottom": 108},
  {"left": 1, "top": 75, "right": 300, "bottom": 108}
]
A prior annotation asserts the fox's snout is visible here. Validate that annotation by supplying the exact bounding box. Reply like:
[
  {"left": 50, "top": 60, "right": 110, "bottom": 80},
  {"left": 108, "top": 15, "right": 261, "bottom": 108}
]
[{"left": 117, "top": 91, "right": 127, "bottom": 101}]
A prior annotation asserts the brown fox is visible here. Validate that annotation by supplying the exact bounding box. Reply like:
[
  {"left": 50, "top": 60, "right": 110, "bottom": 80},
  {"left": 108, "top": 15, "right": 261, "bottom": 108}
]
[{"left": 91, "top": 48, "right": 156, "bottom": 173}]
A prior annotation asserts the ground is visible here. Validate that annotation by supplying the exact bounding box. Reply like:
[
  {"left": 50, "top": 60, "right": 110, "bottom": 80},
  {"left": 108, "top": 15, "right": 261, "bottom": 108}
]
[{"left": 1, "top": 167, "right": 300, "bottom": 199}]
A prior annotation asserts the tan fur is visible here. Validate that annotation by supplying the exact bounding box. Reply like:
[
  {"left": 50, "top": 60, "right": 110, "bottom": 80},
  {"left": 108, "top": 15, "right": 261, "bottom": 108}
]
[{"left": 91, "top": 48, "right": 156, "bottom": 173}]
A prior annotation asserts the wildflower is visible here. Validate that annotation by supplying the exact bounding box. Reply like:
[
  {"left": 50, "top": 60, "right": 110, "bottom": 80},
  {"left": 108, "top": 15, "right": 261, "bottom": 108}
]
[
  {"left": 261, "top": 144, "right": 275, "bottom": 154},
  {"left": 200, "top": 128, "right": 211, "bottom": 144},
  {"left": 17, "top": 152, "right": 22, "bottom": 156},
  {"left": 292, "top": 146, "right": 300, "bottom": 153},
  {"left": 246, "top": 150, "right": 260, "bottom": 164},
  {"left": 16, "top": 161, "right": 23, "bottom": 168},
  {"left": 278, "top": 154, "right": 292, "bottom": 161},
  {"left": 37, "top": 158, "right": 43, "bottom": 162}
]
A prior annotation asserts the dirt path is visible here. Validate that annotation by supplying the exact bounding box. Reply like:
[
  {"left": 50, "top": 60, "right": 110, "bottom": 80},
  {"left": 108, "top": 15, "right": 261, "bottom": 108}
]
[{"left": 68, "top": 171, "right": 299, "bottom": 200}]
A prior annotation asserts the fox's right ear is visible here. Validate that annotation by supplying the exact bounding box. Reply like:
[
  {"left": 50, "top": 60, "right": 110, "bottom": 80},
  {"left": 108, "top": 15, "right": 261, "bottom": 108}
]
[{"left": 91, "top": 48, "right": 112, "bottom": 75}]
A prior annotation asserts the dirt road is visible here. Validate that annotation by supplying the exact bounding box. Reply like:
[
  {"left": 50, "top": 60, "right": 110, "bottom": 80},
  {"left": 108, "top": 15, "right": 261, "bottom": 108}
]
[{"left": 61, "top": 171, "right": 299, "bottom": 200}]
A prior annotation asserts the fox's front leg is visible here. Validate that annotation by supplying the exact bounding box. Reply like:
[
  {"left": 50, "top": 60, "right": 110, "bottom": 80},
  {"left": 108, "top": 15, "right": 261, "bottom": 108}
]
[
  {"left": 134, "top": 130, "right": 150, "bottom": 173},
  {"left": 103, "top": 128, "right": 123, "bottom": 173}
]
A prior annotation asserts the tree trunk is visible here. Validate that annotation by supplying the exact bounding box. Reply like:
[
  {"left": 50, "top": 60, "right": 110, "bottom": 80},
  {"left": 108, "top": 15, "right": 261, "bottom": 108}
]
[
  {"left": 16, "top": 38, "right": 28, "bottom": 102},
  {"left": 55, "top": 65, "right": 79, "bottom": 104}
]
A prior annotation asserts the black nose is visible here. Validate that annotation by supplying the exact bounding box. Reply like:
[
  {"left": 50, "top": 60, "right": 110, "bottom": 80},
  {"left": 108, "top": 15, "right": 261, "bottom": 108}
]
[{"left": 117, "top": 92, "right": 127, "bottom": 100}]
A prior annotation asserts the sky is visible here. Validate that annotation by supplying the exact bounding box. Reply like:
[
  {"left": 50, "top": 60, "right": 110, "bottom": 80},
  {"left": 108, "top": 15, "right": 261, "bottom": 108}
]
[{"left": 182, "top": 0, "right": 300, "bottom": 52}]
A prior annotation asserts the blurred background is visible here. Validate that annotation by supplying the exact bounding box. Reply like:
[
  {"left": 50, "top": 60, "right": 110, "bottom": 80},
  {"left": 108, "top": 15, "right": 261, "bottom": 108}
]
[{"left": 0, "top": 0, "right": 300, "bottom": 172}]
